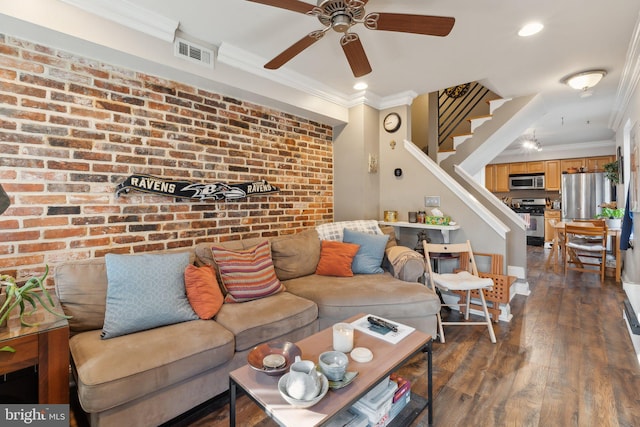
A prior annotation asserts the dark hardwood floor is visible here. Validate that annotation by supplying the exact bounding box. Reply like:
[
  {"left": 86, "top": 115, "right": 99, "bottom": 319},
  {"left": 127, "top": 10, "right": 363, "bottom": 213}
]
[{"left": 73, "top": 245, "right": 640, "bottom": 426}]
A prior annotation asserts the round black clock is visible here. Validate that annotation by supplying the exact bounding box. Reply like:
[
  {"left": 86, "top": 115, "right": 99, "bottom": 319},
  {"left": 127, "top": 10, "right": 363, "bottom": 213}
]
[{"left": 383, "top": 112, "right": 401, "bottom": 133}]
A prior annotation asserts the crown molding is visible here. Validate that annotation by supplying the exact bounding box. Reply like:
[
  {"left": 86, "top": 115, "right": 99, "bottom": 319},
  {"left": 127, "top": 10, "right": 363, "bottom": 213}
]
[
  {"left": 609, "top": 10, "right": 640, "bottom": 130},
  {"left": 59, "top": 0, "right": 178, "bottom": 42},
  {"left": 217, "top": 43, "right": 417, "bottom": 112}
]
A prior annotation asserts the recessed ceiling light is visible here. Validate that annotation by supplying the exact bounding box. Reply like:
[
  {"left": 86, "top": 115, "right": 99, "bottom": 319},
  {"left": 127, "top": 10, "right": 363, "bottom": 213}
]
[
  {"left": 353, "top": 82, "right": 368, "bottom": 91},
  {"left": 518, "top": 22, "right": 544, "bottom": 37}
]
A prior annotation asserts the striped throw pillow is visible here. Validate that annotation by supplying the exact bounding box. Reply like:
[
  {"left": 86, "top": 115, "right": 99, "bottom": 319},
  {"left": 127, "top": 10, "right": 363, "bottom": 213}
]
[{"left": 211, "top": 241, "right": 285, "bottom": 303}]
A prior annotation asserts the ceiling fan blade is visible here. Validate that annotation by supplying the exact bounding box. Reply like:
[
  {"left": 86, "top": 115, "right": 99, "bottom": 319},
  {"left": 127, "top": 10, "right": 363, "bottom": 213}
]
[
  {"left": 366, "top": 13, "right": 455, "bottom": 36},
  {"left": 246, "top": 0, "right": 315, "bottom": 14},
  {"left": 265, "top": 32, "right": 324, "bottom": 70},
  {"left": 341, "top": 34, "right": 372, "bottom": 78}
]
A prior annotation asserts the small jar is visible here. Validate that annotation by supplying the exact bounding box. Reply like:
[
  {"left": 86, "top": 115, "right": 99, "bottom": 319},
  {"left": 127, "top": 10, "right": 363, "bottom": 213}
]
[
  {"left": 417, "top": 211, "right": 426, "bottom": 224},
  {"left": 408, "top": 212, "right": 417, "bottom": 223}
]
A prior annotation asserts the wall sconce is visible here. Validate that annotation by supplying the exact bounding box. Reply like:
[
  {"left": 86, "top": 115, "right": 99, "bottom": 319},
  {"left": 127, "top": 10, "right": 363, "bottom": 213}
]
[{"left": 562, "top": 69, "right": 607, "bottom": 91}]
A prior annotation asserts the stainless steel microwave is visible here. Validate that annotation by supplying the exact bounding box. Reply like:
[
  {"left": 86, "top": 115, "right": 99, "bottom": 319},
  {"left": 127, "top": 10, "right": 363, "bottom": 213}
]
[{"left": 509, "top": 174, "right": 545, "bottom": 190}]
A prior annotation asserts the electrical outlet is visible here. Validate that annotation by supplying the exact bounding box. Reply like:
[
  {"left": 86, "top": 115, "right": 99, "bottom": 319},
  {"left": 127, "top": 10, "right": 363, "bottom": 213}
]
[{"left": 424, "top": 196, "right": 440, "bottom": 207}]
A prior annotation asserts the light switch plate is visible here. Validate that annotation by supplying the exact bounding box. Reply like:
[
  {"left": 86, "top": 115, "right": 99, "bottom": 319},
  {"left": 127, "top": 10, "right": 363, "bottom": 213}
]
[{"left": 424, "top": 196, "right": 440, "bottom": 207}]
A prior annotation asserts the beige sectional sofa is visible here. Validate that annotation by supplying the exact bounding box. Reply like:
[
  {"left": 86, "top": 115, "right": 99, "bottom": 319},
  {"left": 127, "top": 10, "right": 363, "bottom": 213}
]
[{"left": 54, "top": 223, "right": 440, "bottom": 427}]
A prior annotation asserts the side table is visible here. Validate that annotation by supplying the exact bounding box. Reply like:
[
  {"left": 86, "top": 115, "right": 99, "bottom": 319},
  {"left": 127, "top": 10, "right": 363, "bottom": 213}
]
[{"left": 0, "top": 293, "right": 69, "bottom": 404}]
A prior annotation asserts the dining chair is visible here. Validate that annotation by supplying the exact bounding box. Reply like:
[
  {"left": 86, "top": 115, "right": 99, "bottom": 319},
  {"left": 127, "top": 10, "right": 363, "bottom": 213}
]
[
  {"left": 423, "top": 240, "right": 496, "bottom": 343},
  {"left": 564, "top": 223, "right": 607, "bottom": 281}
]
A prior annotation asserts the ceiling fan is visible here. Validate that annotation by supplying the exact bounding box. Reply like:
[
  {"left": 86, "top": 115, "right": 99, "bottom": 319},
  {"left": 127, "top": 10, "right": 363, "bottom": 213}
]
[{"left": 248, "top": 0, "right": 455, "bottom": 77}]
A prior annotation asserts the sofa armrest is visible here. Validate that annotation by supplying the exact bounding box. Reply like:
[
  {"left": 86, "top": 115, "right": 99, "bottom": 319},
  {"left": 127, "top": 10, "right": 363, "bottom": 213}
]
[{"left": 384, "top": 246, "right": 426, "bottom": 282}]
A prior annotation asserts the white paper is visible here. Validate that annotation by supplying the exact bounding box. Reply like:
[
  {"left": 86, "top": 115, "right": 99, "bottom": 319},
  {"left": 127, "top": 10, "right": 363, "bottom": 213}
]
[{"left": 350, "top": 315, "right": 415, "bottom": 344}]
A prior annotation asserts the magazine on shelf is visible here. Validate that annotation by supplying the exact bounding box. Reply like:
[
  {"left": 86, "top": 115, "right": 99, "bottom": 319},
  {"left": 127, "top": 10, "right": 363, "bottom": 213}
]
[{"left": 351, "top": 314, "right": 415, "bottom": 344}]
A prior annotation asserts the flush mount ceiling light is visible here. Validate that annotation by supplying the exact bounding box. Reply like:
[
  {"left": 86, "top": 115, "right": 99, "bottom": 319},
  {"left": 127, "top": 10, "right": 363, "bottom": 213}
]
[
  {"left": 353, "top": 82, "right": 368, "bottom": 90},
  {"left": 518, "top": 22, "right": 544, "bottom": 37},
  {"left": 563, "top": 69, "right": 607, "bottom": 91}
]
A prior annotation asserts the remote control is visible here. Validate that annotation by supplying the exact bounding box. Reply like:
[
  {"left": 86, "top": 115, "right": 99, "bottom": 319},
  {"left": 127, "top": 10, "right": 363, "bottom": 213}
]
[{"left": 367, "top": 316, "right": 398, "bottom": 332}]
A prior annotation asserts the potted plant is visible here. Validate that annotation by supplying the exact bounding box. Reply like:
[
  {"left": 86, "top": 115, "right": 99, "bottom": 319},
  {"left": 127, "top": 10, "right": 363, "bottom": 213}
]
[
  {"left": 596, "top": 205, "right": 624, "bottom": 229},
  {"left": 603, "top": 161, "right": 620, "bottom": 184},
  {"left": 0, "top": 265, "right": 71, "bottom": 328}
]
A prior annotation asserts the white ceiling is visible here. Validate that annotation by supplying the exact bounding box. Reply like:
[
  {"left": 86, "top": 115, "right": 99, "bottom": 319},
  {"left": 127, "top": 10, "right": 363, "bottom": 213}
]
[{"left": 5, "top": 0, "right": 640, "bottom": 154}]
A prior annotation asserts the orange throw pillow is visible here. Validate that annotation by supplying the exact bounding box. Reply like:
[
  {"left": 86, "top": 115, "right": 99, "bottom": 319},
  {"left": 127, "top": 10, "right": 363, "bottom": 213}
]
[
  {"left": 315, "top": 240, "right": 360, "bottom": 277},
  {"left": 184, "top": 264, "right": 224, "bottom": 319}
]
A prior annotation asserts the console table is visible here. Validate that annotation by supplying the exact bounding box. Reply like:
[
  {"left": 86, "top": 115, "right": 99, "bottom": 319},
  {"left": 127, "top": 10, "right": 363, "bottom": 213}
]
[
  {"left": 0, "top": 293, "right": 69, "bottom": 403},
  {"left": 379, "top": 221, "right": 461, "bottom": 244}
]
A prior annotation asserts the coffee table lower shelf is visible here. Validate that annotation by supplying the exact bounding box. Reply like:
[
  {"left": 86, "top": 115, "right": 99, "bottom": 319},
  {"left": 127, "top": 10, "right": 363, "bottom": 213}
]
[
  {"left": 229, "top": 314, "right": 433, "bottom": 427},
  {"left": 388, "top": 393, "right": 428, "bottom": 427}
]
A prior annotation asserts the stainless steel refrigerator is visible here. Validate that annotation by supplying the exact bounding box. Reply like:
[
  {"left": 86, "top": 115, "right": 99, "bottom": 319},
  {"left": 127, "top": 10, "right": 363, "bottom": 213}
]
[{"left": 561, "top": 172, "right": 613, "bottom": 221}]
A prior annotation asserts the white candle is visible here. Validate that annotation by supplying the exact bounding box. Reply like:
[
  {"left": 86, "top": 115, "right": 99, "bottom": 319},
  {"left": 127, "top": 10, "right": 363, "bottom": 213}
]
[{"left": 333, "top": 323, "right": 354, "bottom": 353}]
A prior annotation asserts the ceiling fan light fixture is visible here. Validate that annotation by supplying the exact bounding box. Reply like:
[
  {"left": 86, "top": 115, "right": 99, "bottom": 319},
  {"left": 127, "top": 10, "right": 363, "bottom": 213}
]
[
  {"left": 518, "top": 22, "right": 544, "bottom": 37},
  {"left": 563, "top": 70, "right": 607, "bottom": 91}
]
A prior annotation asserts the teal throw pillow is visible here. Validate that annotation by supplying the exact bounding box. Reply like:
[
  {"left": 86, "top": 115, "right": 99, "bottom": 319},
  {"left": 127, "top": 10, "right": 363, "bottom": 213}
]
[
  {"left": 102, "top": 252, "right": 198, "bottom": 339},
  {"left": 342, "top": 228, "right": 389, "bottom": 274}
]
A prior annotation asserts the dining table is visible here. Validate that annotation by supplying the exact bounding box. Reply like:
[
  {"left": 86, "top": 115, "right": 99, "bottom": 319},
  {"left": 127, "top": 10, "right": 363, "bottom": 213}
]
[{"left": 545, "top": 221, "right": 621, "bottom": 282}]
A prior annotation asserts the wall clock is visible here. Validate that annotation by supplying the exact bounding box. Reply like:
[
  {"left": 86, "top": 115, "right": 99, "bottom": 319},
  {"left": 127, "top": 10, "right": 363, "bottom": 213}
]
[{"left": 383, "top": 112, "right": 401, "bottom": 133}]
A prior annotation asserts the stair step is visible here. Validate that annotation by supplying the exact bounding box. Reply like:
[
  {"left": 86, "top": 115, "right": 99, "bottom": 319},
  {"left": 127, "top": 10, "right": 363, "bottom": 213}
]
[
  {"left": 467, "top": 114, "right": 493, "bottom": 132},
  {"left": 437, "top": 150, "right": 456, "bottom": 164},
  {"left": 486, "top": 98, "right": 512, "bottom": 115},
  {"left": 451, "top": 133, "right": 473, "bottom": 148}
]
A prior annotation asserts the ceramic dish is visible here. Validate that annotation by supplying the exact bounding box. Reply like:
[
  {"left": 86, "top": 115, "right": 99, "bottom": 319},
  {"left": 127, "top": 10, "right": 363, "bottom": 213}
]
[
  {"left": 277, "top": 372, "right": 329, "bottom": 408},
  {"left": 247, "top": 341, "right": 302, "bottom": 376},
  {"left": 327, "top": 371, "right": 358, "bottom": 390}
]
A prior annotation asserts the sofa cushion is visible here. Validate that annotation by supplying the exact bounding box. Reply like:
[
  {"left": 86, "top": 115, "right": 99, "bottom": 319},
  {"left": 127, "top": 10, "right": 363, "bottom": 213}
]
[
  {"left": 315, "top": 240, "right": 360, "bottom": 277},
  {"left": 316, "top": 220, "right": 383, "bottom": 241},
  {"left": 55, "top": 257, "right": 109, "bottom": 334},
  {"left": 102, "top": 252, "right": 198, "bottom": 339},
  {"left": 70, "top": 320, "right": 235, "bottom": 412},
  {"left": 270, "top": 229, "right": 321, "bottom": 280},
  {"left": 343, "top": 228, "right": 389, "bottom": 274},
  {"left": 283, "top": 273, "right": 440, "bottom": 322},
  {"left": 184, "top": 264, "right": 224, "bottom": 319},
  {"left": 211, "top": 241, "right": 285, "bottom": 303},
  {"left": 214, "top": 291, "right": 318, "bottom": 351}
]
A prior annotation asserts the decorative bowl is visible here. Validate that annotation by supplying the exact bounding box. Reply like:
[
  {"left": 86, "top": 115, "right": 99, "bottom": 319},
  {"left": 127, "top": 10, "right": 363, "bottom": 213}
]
[
  {"left": 318, "top": 350, "right": 349, "bottom": 381},
  {"left": 247, "top": 341, "right": 302, "bottom": 376},
  {"left": 277, "top": 371, "right": 329, "bottom": 408}
]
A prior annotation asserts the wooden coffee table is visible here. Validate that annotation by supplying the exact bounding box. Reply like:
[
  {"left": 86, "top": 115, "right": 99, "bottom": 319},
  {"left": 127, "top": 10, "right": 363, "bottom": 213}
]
[{"left": 229, "top": 314, "right": 433, "bottom": 426}]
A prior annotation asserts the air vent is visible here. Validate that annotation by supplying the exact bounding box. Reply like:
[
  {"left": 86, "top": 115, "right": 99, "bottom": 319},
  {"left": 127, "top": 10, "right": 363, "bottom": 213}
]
[{"left": 174, "top": 38, "right": 214, "bottom": 68}]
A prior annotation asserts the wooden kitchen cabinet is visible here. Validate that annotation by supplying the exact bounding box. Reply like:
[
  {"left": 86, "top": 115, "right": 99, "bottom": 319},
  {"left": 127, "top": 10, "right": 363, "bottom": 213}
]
[
  {"left": 485, "top": 165, "right": 496, "bottom": 192},
  {"left": 545, "top": 160, "right": 561, "bottom": 191},
  {"left": 560, "top": 158, "right": 586, "bottom": 172},
  {"left": 496, "top": 164, "right": 510, "bottom": 192},
  {"left": 527, "top": 161, "right": 544, "bottom": 173},
  {"left": 509, "top": 162, "right": 528, "bottom": 174},
  {"left": 586, "top": 155, "right": 615, "bottom": 172},
  {"left": 544, "top": 210, "right": 561, "bottom": 243}
]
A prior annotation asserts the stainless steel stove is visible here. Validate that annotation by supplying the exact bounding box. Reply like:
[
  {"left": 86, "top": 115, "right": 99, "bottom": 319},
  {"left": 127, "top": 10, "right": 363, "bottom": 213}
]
[{"left": 511, "top": 198, "right": 546, "bottom": 246}]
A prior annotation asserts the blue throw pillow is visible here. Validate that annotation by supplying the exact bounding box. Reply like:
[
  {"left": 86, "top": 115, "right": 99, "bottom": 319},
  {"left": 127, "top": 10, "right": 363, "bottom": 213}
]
[
  {"left": 102, "top": 252, "right": 198, "bottom": 339},
  {"left": 342, "top": 228, "right": 389, "bottom": 274}
]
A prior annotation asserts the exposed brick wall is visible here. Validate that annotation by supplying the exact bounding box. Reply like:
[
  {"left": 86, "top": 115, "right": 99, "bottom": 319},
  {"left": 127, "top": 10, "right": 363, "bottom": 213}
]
[{"left": 0, "top": 34, "right": 334, "bottom": 284}]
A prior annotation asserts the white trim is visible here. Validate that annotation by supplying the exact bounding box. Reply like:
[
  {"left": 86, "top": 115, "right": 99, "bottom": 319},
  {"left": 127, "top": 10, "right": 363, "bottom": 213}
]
[
  {"left": 610, "top": 9, "right": 640, "bottom": 130},
  {"left": 404, "top": 140, "right": 510, "bottom": 239},
  {"left": 59, "top": 0, "right": 178, "bottom": 42},
  {"left": 454, "top": 165, "right": 526, "bottom": 232},
  {"left": 217, "top": 43, "right": 416, "bottom": 110}
]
